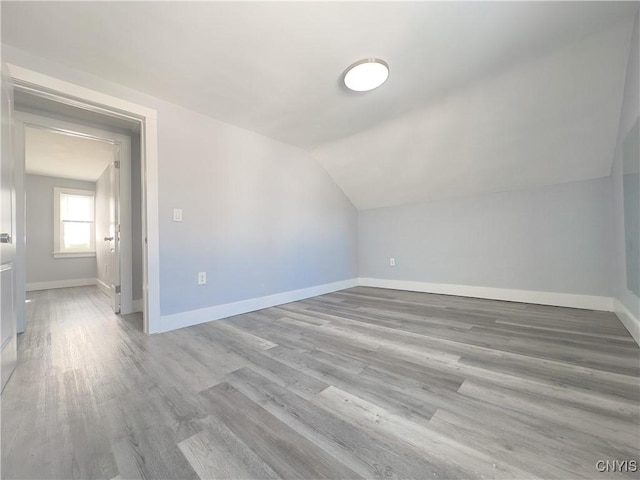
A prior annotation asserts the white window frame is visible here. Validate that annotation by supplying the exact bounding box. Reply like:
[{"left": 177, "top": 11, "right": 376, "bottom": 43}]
[{"left": 53, "top": 187, "right": 96, "bottom": 258}]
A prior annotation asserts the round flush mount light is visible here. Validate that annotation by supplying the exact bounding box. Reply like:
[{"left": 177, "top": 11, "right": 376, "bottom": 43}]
[{"left": 343, "top": 58, "right": 389, "bottom": 92}]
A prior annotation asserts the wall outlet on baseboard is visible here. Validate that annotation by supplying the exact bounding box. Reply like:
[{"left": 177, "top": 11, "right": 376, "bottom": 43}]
[
  {"left": 390, "top": 257, "right": 396, "bottom": 267},
  {"left": 198, "top": 272, "right": 207, "bottom": 285}
]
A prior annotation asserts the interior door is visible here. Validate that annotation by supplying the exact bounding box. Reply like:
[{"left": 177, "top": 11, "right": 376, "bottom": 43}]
[
  {"left": 108, "top": 149, "right": 121, "bottom": 313},
  {"left": 1, "top": 66, "right": 17, "bottom": 392}
]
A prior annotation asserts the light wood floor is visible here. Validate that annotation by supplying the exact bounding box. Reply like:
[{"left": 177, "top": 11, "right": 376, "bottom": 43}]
[{"left": 1, "top": 286, "right": 639, "bottom": 479}]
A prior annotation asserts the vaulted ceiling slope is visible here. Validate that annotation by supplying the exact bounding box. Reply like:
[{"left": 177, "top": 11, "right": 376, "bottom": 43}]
[
  {"left": 2, "top": 2, "right": 637, "bottom": 209},
  {"left": 314, "top": 18, "right": 635, "bottom": 209}
]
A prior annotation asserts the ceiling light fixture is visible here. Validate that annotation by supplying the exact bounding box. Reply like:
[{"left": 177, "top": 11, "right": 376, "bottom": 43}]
[{"left": 344, "top": 58, "right": 389, "bottom": 92}]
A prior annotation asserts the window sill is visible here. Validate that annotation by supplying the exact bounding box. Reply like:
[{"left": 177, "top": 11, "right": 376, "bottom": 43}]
[{"left": 53, "top": 251, "right": 96, "bottom": 259}]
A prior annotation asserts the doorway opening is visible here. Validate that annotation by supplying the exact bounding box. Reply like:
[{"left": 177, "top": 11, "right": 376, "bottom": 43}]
[
  {"left": 5, "top": 64, "right": 160, "bottom": 336},
  {"left": 17, "top": 109, "right": 144, "bottom": 330}
]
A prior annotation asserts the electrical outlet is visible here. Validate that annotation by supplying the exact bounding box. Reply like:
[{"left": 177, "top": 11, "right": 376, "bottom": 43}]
[
  {"left": 390, "top": 257, "right": 396, "bottom": 267},
  {"left": 173, "top": 208, "right": 183, "bottom": 222},
  {"left": 198, "top": 272, "right": 207, "bottom": 285}
]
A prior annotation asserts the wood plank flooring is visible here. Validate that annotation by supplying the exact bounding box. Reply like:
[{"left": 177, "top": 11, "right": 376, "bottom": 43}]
[{"left": 1, "top": 286, "right": 639, "bottom": 479}]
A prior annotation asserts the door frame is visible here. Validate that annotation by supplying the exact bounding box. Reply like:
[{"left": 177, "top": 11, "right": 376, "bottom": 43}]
[
  {"left": 1, "top": 66, "right": 17, "bottom": 392},
  {"left": 16, "top": 112, "right": 135, "bottom": 315},
  {"left": 5, "top": 64, "right": 160, "bottom": 334}
]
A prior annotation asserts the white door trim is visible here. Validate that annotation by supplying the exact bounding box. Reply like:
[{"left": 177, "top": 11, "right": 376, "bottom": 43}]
[{"left": 6, "top": 64, "right": 160, "bottom": 334}]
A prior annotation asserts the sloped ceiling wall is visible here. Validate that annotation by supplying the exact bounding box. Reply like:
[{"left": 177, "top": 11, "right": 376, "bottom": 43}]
[{"left": 313, "top": 20, "right": 634, "bottom": 210}]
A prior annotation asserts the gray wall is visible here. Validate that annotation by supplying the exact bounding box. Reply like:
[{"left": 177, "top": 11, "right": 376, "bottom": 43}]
[
  {"left": 159, "top": 105, "right": 358, "bottom": 315},
  {"left": 25, "top": 174, "right": 97, "bottom": 284},
  {"left": 4, "top": 46, "right": 358, "bottom": 318},
  {"left": 359, "top": 177, "right": 613, "bottom": 297},
  {"left": 611, "top": 12, "right": 640, "bottom": 320}
]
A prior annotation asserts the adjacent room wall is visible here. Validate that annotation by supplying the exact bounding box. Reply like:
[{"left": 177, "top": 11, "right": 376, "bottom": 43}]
[
  {"left": 3, "top": 46, "right": 359, "bottom": 331},
  {"left": 611, "top": 12, "right": 640, "bottom": 344},
  {"left": 359, "top": 177, "right": 613, "bottom": 305},
  {"left": 25, "top": 174, "right": 97, "bottom": 289}
]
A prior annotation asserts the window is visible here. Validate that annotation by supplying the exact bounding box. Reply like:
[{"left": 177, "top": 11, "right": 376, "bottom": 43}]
[{"left": 53, "top": 187, "right": 96, "bottom": 258}]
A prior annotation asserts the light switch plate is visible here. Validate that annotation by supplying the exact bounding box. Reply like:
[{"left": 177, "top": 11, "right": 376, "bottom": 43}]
[{"left": 173, "top": 208, "right": 183, "bottom": 222}]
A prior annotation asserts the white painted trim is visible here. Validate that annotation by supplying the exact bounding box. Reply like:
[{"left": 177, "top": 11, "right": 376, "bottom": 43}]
[
  {"left": 6, "top": 64, "right": 160, "bottom": 334},
  {"left": 6, "top": 65, "right": 157, "bottom": 120},
  {"left": 96, "top": 278, "right": 110, "bottom": 297},
  {"left": 358, "top": 278, "right": 614, "bottom": 312},
  {"left": 26, "top": 278, "right": 96, "bottom": 292},
  {"left": 132, "top": 298, "right": 144, "bottom": 313},
  {"left": 113, "top": 132, "right": 133, "bottom": 315},
  {"left": 141, "top": 116, "right": 160, "bottom": 333},
  {"left": 159, "top": 279, "right": 359, "bottom": 333},
  {"left": 53, "top": 184, "right": 96, "bottom": 255},
  {"left": 13, "top": 114, "right": 26, "bottom": 334},
  {"left": 613, "top": 298, "right": 640, "bottom": 347},
  {"left": 53, "top": 252, "right": 96, "bottom": 259}
]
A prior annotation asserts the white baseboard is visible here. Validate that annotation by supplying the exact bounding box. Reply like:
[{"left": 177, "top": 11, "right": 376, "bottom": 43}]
[
  {"left": 156, "top": 276, "right": 627, "bottom": 338},
  {"left": 26, "top": 278, "right": 97, "bottom": 292},
  {"left": 358, "top": 278, "right": 614, "bottom": 312},
  {"left": 159, "top": 278, "right": 358, "bottom": 333},
  {"left": 96, "top": 278, "right": 110, "bottom": 297},
  {"left": 613, "top": 298, "right": 640, "bottom": 347},
  {"left": 132, "top": 299, "right": 144, "bottom": 313}
]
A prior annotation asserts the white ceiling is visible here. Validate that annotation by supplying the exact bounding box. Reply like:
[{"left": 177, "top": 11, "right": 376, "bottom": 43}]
[
  {"left": 3, "top": 2, "right": 637, "bottom": 209},
  {"left": 25, "top": 127, "right": 115, "bottom": 182},
  {"left": 314, "top": 19, "right": 634, "bottom": 209}
]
